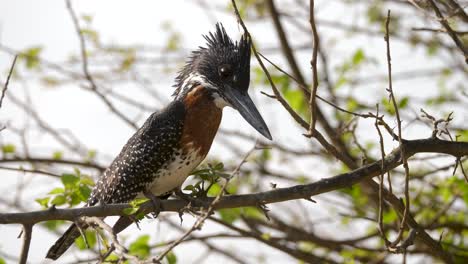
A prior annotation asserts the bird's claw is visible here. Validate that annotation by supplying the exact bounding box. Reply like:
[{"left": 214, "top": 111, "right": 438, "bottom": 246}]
[
  {"left": 143, "top": 191, "right": 162, "bottom": 218},
  {"left": 174, "top": 189, "right": 197, "bottom": 204}
]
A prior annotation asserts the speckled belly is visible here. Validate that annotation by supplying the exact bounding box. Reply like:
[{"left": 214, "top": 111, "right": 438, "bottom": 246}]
[{"left": 146, "top": 149, "right": 204, "bottom": 196}]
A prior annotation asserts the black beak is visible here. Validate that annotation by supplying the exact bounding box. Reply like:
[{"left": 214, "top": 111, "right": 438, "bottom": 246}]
[{"left": 223, "top": 87, "right": 272, "bottom": 140}]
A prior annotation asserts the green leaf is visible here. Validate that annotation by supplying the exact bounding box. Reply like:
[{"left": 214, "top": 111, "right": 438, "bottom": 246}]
[
  {"left": 61, "top": 174, "right": 80, "bottom": 189},
  {"left": 166, "top": 33, "right": 181, "bottom": 51},
  {"left": 104, "top": 253, "right": 119, "bottom": 262},
  {"left": 346, "top": 98, "right": 359, "bottom": 113},
  {"left": 457, "top": 130, "right": 468, "bottom": 141},
  {"left": 261, "top": 233, "right": 271, "bottom": 240},
  {"left": 21, "top": 46, "right": 42, "bottom": 69},
  {"left": 381, "top": 98, "right": 395, "bottom": 115},
  {"left": 129, "top": 235, "right": 151, "bottom": 258},
  {"left": 71, "top": 192, "right": 83, "bottom": 206},
  {"left": 2, "top": 144, "right": 16, "bottom": 154},
  {"left": 80, "top": 175, "right": 95, "bottom": 186},
  {"left": 166, "top": 251, "right": 177, "bottom": 264},
  {"left": 335, "top": 76, "right": 348, "bottom": 89},
  {"left": 383, "top": 210, "right": 398, "bottom": 224},
  {"left": 75, "top": 230, "right": 97, "bottom": 250},
  {"left": 218, "top": 208, "right": 242, "bottom": 224},
  {"left": 296, "top": 175, "right": 308, "bottom": 184},
  {"left": 78, "top": 185, "right": 92, "bottom": 201},
  {"left": 0, "top": 257, "right": 5, "bottom": 264},
  {"left": 213, "top": 162, "right": 224, "bottom": 171},
  {"left": 42, "top": 220, "right": 65, "bottom": 231},
  {"left": 80, "top": 29, "right": 99, "bottom": 43},
  {"left": 48, "top": 187, "right": 65, "bottom": 195},
  {"left": 81, "top": 14, "right": 93, "bottom": 23},
  {"left": 129, "top": 198, "right": 149, "bottom": 207},
  {"left": 352, "top": 49, "right": 365, "bottom": 65},
  {"left": 87, "top": 150, "right": 97, "bottom": 160},
  {"left": 184, "top": 185, "right": 194, "bottom": 191},
  {"left": 427, "top": 39, "right": 439, "bottom": 56},
  {"left": 398, "top": 97, "right": 409, "bottom": 109},
  {"left": 119, "top": 51, "right": 136, "bottom": 72},
  {"left": 207, "top": 183, "right": 221, "bottom": 196},
  {"left": 51, "top": 195, "right": 67, "bottom": 206},
  {"left": 52, "top": 151, "right": 63, "bottom": 160},
  {"left": 243, "top": 207, "right": 263, "bottom": 220},
  {"left": 260, "top": 149, "right": 271, "bottom": 161},
  {"left": 35, "top": 197, "right": 50, "bottom": 208},
  {"left": 123, "top": 207, "right": 139, "bottom": 215}
]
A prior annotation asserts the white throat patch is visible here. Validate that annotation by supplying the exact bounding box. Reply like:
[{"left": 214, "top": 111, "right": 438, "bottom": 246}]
[
  {"left": 177, "top": 73, "right": 215, "bottom": 99},
  {"left": 212, "top": 93, "right": 231, "bottom": 108}
]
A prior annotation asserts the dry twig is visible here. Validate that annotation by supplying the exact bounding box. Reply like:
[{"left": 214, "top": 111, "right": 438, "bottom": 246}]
[{"left": 0, "top": 55, "right": 17, "bottom": 110}]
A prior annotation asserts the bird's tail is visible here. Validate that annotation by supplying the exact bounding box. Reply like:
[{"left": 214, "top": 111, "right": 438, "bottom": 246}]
[{"left": 46, "top": 223, "right": 82, "bottom": 260}]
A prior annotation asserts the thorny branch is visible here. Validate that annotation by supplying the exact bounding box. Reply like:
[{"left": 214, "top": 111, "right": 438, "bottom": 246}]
[{"left": 1, "top": 139, "right": 466, "bottom": 224}]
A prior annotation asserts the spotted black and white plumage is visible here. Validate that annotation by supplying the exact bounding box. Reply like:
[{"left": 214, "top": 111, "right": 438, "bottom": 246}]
[
  {"left": 46, "top": 23, "right": 271, "bottom": 261},
  {"left": 88, "top": 100, "right": 186, "bottom": 204}
]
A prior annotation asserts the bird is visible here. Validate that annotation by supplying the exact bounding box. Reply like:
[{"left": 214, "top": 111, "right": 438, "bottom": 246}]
[{"left": 46, "top": 23, "right": 271, "bottom": 260}]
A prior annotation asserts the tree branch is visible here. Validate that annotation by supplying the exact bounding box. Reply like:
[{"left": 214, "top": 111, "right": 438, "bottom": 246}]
[
  {"left": 0, "top": 55, "right": 17, "bottom": 110},
  {"left": 19, "top": 224, "right": 32, "bottom": 264},
  {"left": 427, "top": 0, "right": 468, "bottom": 64},
  {"left": 1, "top": 138, "right": 466, "bottom": 226}
]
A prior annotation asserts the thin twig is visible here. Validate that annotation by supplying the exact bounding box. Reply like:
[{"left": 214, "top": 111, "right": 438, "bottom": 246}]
[
  {"left": 83, "top": 217, "right": 142, "bottom": 263},
  {"left": 374, "top": 105, "right": 391, "bottom": 247},
  {"left": 65, "top": 0, "right": 138, "bottom": 129},
  {"left": 231, "top": 0, "right": 309, "bottom": 131},
  {"left": 0, "top": 55, "right": 17, "bottom": 109},
  {"left": 427, "top": 0, "right": 468, "bottom": 64},
  {"left": 308, "top": 0, "right": 320, "bottom": 135},
  {"left": 0, "top": 165, "right": 61, "bottom": 178},
  {"left": 257, "top": 52, "right": 373, "bottom": 119},
  {"left": 384, "top": 9, "right": 411, "bottom": 249}
]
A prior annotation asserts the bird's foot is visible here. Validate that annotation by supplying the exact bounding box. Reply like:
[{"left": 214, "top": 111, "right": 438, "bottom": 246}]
[
  {"left": 174, "top": 189, "right": 198, "bottom": 204},
  {"left": 173, "top": 188, "right": 199, "bottom": 224},
  {"left": 143, "top": 191, "right": 162, "bottom": 218}
]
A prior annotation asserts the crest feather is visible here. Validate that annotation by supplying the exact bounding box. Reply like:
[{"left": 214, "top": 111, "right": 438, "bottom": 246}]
[{"left": 173, "top": 23, "right": 251, "bottom": 97}]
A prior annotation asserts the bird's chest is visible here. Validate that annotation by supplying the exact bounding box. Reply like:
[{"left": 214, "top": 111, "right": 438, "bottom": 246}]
[
  {"left": 146, "top": 86, "right": 222, "bottom": 196},
  {"left": 146, "top": 149, "right": 204, "bottom": 196}
]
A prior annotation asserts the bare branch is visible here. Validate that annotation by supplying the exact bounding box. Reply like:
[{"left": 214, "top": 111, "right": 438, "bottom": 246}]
[
  {"left": 427, "top": 0, "right": 468, "bottom": 64},
  {"left": 308, "top": 0, "right": 320, "bottom": 135},
  {"left": 0, "top": 55, "right": 17, "bottom": 110}
]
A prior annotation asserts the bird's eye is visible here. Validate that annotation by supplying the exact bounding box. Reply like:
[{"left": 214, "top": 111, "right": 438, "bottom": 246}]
[{"left": 219, "top": 64, "right": 232, "bottom": 78}]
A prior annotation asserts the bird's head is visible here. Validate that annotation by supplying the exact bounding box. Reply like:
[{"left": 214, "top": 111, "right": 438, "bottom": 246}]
[{"left": 174, "top": 23, "right": 271, "bottom": 140}]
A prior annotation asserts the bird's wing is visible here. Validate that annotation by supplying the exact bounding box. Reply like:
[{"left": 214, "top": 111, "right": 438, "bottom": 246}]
[
  {"left": 87, "top": 100, "right": 186, "bottom": 205},
  {"left": 46, "top": 100, "right": 185, "bottom": 260}
]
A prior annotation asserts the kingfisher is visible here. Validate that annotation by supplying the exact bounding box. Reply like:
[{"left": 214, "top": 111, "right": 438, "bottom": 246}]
[{"left": 46, "top": 23, "right": 271, "bottom": 260}]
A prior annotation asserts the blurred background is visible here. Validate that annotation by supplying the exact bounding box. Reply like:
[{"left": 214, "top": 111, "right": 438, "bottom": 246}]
[{"left": 0, "top": 0, "right": 467, "bottom": 263}]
